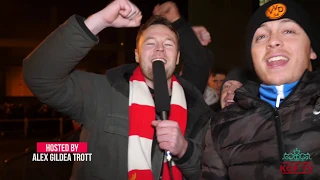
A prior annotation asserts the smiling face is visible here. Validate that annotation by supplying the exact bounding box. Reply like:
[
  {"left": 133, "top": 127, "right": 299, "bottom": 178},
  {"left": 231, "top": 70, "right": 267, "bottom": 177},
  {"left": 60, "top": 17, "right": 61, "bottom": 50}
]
[
  {"left": 251, "top": 18, "right": 317, "bottom": 85},
  {"left": 135, "top": 24, "right": 180, "bottom": 83}
]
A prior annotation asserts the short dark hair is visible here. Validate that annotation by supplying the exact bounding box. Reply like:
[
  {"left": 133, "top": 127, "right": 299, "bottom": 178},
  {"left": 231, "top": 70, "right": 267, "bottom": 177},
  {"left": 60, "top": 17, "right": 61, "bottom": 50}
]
[
  {"left": 210, "top": 67, "right": 227, "bottom": 76},
  {"left": 136, "top": 15, "right": 179, "bottom": 50}
]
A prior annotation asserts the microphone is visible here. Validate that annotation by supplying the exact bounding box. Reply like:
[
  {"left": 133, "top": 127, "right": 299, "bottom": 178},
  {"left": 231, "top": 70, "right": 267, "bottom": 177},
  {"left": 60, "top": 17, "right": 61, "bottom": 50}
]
[
  {"left": 152, "top": 60, "right": 175, "bottom": 180},
  {"left": 152, "top": 60, "right": 170, "bottom": 119}
]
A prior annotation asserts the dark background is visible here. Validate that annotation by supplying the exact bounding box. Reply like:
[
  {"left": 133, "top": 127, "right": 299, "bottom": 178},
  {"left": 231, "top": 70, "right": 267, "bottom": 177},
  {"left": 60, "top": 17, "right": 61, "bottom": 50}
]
[{"left": 1, "top": 0, "right": 320, "bottom": 179}]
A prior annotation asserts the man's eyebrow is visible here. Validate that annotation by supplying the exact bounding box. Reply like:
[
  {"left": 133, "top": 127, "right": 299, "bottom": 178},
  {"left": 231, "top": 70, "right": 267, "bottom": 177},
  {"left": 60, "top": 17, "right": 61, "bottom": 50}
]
[
  {"left": 143, "top": 37, "right": 176, "bottom": 43},
  {"left": 164, "top": 38, "right": 175, "bottom": 42},
  {"left": 143, "top": 37, "right": 155, "bottom": 42}
]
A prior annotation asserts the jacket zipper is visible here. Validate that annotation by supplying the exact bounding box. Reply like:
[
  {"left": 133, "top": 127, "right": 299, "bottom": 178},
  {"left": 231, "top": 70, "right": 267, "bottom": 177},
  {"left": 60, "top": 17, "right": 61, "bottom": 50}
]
[
  {"left": 273, "top": 81, "right": 303, "bottom": 180},
  {"left": 237, "top": 80, "right": 302, "bottom": 179}
]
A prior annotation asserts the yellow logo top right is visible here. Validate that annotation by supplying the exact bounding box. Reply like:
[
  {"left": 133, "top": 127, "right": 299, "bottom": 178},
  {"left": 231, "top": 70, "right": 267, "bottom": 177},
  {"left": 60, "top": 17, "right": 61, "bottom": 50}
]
[{"left": 265, "top": 3, "right": 287, "bottom": 20}]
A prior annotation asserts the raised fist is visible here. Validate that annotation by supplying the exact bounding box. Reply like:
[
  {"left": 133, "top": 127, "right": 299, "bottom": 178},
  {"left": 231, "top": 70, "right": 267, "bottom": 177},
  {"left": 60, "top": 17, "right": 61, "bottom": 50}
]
[
  {"left": 192, "top": 26, "right": 211, "bottom": 46},
  {"left": 99, "top": 0, "right": 142, "bottom": 28},
  {"left": 85, "top": 0, "right": 143, "bottom": 35}
]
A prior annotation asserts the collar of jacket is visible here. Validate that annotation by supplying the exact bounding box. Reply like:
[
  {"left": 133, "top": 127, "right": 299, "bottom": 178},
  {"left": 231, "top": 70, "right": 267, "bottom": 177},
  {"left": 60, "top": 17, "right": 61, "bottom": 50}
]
[
  {"left": 105, "top": 63, "right": 214, "bottom": 138},
  {"left": 234, "top": 69, "right": 320, "bottom": 110}
]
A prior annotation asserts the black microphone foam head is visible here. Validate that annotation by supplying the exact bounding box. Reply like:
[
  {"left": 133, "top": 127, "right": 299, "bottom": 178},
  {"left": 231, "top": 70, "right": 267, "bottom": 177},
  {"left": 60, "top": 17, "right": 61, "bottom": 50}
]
[{"left": 152, "top": 60, "right": 171, "bottom": 113}]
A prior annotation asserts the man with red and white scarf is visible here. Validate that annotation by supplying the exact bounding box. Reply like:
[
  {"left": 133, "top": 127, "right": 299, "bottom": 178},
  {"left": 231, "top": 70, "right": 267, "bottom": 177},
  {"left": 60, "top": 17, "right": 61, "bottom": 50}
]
[{"left": 23, "top": 0, "right": 213, "bottom": 179}]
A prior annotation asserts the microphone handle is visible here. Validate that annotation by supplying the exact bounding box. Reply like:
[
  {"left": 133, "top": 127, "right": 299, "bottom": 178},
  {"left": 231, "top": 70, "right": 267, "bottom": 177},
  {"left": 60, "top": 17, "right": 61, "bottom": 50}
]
[
  {"left": 160, "top": 111, "right": 168, "bottom": 120},
  {"left": 159, "top": 111, "right": 172, "bottom": 162},
  {"left": 158, "top": 111, "right": 174, "bottom": 180}
]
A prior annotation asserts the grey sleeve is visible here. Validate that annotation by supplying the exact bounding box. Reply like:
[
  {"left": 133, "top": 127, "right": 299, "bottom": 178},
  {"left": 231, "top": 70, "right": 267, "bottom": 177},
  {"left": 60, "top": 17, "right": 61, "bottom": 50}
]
[{"left": 23, "top": 15, "right": 99, "bottom": 125}]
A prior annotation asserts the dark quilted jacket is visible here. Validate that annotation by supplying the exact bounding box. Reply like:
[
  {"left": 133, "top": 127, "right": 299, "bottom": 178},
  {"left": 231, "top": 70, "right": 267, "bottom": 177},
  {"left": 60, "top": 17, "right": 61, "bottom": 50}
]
[{"left": 201, "top": 70, "right": 320, "bottom": 180}]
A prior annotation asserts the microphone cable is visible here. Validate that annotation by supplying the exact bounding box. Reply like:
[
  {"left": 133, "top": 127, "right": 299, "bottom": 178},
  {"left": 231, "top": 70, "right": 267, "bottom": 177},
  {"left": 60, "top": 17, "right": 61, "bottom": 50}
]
[
  {"left": 166, "top": 152, "right": 174, "bottom": 180},
  {"left": 159, "top": 151, "right": 174, "bottom": 180}
]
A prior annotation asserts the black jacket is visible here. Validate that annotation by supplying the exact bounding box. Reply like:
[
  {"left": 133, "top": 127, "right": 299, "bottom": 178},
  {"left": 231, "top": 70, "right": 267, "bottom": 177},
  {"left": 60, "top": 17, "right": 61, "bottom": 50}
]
[{"left": 201, "top": 70, "right": 320, "bottom": 180}]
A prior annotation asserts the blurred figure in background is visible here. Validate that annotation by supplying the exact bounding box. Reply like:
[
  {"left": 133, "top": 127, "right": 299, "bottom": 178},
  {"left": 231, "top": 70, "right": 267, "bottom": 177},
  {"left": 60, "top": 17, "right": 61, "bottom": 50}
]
[
  {"left": 220, "top": 68, "right": 257, "bottom": 109},
  {"left": 204, "top": 67, "right": 227, "bottom": 111}
]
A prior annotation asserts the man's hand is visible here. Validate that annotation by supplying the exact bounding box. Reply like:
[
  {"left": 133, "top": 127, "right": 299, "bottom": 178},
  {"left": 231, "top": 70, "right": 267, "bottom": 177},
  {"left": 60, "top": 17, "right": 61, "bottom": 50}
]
[
  {"left": 151, "top": 120, "right": 188, "bottom": 158},
  {"left": 192, "top": 26, "right": 211, "bottom": 46},
  {"left": 153, "top": 1, "right": 180, "bottom": 23},
  {"left": 85, "top": 0, "right": 142, "bottom": 35}
]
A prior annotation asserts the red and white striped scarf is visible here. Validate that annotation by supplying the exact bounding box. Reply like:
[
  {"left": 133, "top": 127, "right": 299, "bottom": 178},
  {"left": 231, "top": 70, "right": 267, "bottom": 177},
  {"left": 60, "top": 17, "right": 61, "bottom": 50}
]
[{"left": 128, "top": 66, "right": 187, "bottom": 180}]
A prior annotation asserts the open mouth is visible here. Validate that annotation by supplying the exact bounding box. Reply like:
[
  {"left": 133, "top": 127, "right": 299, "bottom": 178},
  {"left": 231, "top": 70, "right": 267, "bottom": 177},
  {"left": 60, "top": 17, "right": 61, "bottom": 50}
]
[
  {"left": 152, "top": 58, "right": 167, "bottom": 64},
  {"left": 226, "top": 99, "right": 234, "bottom": 103},
  {"left": 267, "top": 56, "right": 289, "bottom": 63},
  {"left": 267, "top": 55, "right": 289, "bottom": 67},
  {"left": 225, "top": 99, "right": 235, "bottom": 106}
]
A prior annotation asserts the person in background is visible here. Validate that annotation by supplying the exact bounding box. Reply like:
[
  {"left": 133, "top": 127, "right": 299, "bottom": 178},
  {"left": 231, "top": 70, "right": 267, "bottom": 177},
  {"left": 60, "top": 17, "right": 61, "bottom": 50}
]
[
  {"left": 153, "top": 1, "right": 213, "bottom": 94},
  {"left": 204, "top": 67, "right": 227, "bottom": 111},
  {"left": 207, "top": 67, "right": 227, "bottom": 98},
  {"left": 220, "top": 68, "right": 256, "bottom": 109},
  {"left": 203, "top": 84, "right": 219, "bottom": 108}
]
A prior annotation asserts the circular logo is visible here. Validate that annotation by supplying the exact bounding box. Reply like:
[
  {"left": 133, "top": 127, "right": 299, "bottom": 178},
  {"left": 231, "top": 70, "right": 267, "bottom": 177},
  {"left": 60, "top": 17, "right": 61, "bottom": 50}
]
[{"left": 265, "top": 3, "right": 287, "bottom": 20}]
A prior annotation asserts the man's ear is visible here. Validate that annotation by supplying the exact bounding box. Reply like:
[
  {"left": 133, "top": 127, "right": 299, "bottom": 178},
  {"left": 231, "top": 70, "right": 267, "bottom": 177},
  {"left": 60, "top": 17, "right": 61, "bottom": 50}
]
[
  {"left": 176, "top": 51, "right": 180, "bottom": 65},
  {"left": 310, "top": 48, "right": 317, "bottom": 60},
  {"left": 134, "top": 49, "right": 139, "bottom": 63}
]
